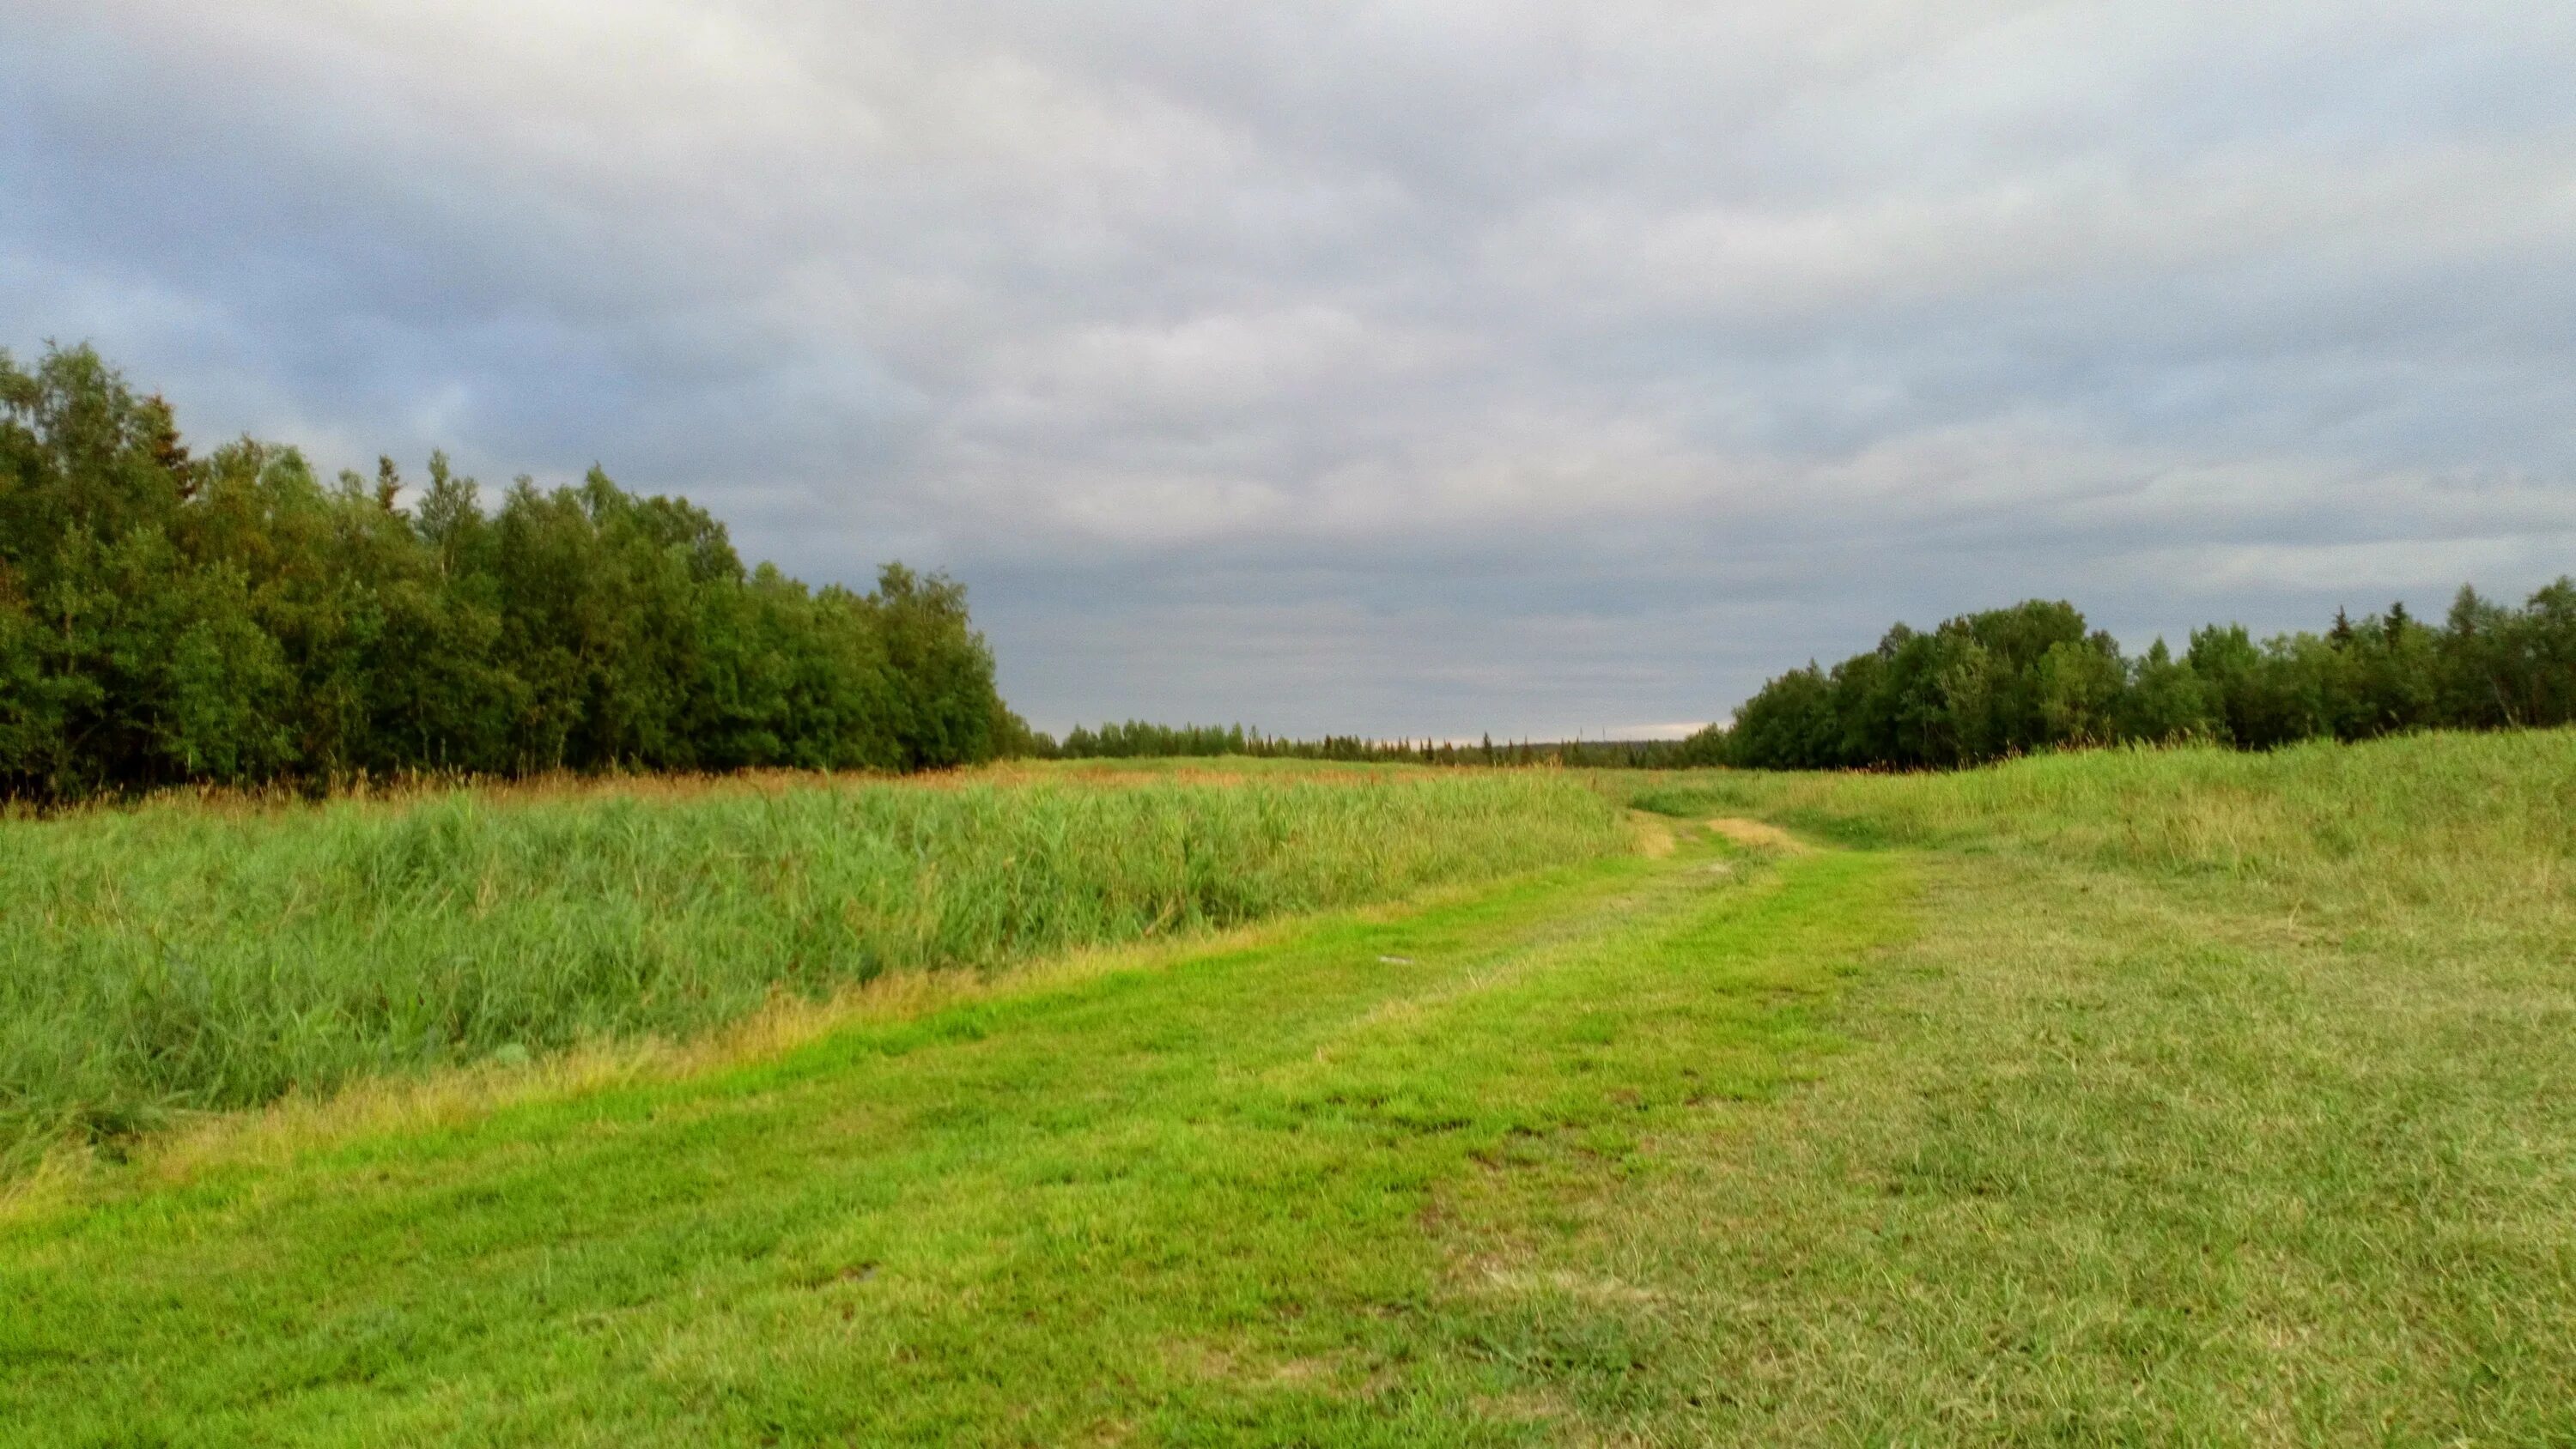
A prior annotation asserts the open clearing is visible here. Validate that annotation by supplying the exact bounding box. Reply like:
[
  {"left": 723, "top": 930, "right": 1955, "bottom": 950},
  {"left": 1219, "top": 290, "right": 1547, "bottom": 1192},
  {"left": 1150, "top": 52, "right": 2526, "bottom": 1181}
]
[{"left": 6, "top": 732, "right": 2575, "bottom": 1444}]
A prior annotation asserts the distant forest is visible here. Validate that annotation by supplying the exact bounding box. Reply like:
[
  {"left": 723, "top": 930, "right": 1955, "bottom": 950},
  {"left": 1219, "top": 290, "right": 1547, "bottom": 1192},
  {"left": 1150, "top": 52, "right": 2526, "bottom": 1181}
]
[
  {"left": 1708, "top": 589, "right": 2576, "bottom": 771},
  {"left": 1043, "top": 720, "right": 1691, "bottom": 768},
  {"left": 1054, "top": 581, "right": 2576, "bottom": 775},
  {"left": 2, "top": 344, "right": 1032, "bottom": 801}
]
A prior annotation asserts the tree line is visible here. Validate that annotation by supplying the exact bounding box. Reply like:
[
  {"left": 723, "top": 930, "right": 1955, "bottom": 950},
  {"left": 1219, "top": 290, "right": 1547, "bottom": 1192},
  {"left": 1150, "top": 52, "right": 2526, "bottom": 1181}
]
[
  {"left": 2, "top": 344, "right": 1031, "bottom": 801},
  {"left": 1048, "top": 583, "right": 2576, "bottom": 776},
  {"left": 1698, "top": 587, "right": 2576, "bottom": 771},
  {"left": 1042, "top": 719, "right": 1693, "bottom": 767},
  {"left": 1048, "top": 720, "right": 1449, "bottom": 763}
]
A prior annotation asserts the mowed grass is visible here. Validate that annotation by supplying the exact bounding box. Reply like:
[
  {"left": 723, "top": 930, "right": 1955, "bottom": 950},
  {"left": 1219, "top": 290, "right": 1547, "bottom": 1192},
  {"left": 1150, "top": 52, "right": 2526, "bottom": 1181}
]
[
  {"left": 1544, "top": 731, "right": 2576, "bottom": 1441},
  {"left": 3, "top": 814, "right": 1894, "bottom": 1445},
  {"left": 8, "top": 731, "right": 2575, "bottom": 1444},
  {"left": 0, "top": 768, "right": 1626, "bottom": 1171}
]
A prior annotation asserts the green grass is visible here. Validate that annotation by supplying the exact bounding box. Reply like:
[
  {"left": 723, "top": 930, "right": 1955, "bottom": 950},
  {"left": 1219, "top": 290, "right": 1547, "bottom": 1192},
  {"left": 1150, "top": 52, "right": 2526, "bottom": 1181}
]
[
  {"left": 0, "top": 768, "right": 1626, "bottom": 1170},
  {"left": 7, "top": 731, "right": 2575, "bottom": 1444},
  {"left": 1537, "top": 731, "right": 2576, "bottom": 1441},
  {"left": 3, "top": 815, "right": 1885, "bottom": 1445}
]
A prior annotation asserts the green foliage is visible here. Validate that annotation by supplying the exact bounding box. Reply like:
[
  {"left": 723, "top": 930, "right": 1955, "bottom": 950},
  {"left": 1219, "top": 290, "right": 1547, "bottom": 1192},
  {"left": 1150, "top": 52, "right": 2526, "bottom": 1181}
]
[
  {"left": 1717, "top": 588, "right": 2576, "bottom": 769},
  {"left": 1054, "top": 721, "right": 1445, "bottom": 763},
  {"left": 0, "top": 343, "right": 1011, "bottom": 799},
  {"left": 1623, "top": 779, "right": 1756, "bottom": 816},
  {"left": 10, "top": 736, "right": 2575, "bottom": 1442},
  {"left": 1058, "top": 720, "right": 1255, "bottom": 759},
  {"left": 0, "top": 769, "right": 1625, "bottom": 1167},
  {"left": 1046, "top": 720, "right": 1700, "bottom": 768}
]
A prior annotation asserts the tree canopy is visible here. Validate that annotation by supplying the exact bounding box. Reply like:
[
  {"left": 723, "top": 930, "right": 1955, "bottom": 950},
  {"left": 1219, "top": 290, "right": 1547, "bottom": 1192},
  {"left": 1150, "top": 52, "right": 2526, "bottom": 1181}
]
[
  {"left": 1698, "top": 585, "right": 2576, "bottom": 770},
  {"left": 0, "top": 343, "right": 1027, "bottom": 800}
]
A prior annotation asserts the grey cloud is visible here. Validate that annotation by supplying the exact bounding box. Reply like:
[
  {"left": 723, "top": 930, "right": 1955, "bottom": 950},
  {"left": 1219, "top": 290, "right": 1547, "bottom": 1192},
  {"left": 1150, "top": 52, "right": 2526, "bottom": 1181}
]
[{"left": 4, "top": 0, "right": 2573, "bottom": 736}]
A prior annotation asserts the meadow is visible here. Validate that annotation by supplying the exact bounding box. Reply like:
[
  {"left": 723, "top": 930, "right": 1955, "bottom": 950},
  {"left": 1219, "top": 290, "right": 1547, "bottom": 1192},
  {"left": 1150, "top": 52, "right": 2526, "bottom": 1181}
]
[
  {"left": 5, "top": 732, "right": 2573, "bottom": 1444},
  {"left": 0, "top": 767, "right": 1625, "bottom": 1172}
]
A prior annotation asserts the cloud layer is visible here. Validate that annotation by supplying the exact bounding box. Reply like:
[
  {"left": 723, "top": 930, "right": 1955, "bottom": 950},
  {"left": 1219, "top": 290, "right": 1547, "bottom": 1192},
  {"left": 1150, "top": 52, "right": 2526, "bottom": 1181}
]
[{"left": 7, "top": 1, "right": 2573, "bottom": 736}]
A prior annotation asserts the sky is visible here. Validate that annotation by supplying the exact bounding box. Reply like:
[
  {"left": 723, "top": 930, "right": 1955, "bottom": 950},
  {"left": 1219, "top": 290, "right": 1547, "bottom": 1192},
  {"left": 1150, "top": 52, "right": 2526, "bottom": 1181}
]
[{"left": 6, "top": 2, "right": 2573, "bottom": 740}]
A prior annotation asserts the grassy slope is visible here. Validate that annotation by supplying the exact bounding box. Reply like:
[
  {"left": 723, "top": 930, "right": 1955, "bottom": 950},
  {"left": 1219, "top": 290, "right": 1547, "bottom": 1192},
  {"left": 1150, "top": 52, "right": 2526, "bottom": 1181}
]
[
  {"left": 8, "top": 731, "right": 2575, "bottom": 1444},
  {"left": 1561, "top": 732, "right": 2576, "bottom": 1442}
]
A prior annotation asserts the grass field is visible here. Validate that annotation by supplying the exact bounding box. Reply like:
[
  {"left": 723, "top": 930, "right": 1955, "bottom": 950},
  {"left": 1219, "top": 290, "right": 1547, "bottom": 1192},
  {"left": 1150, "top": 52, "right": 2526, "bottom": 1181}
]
[
  {"left": 5, "top": 732, "right": 2574, "bottom": 1444},
  {"left": 0, "top": 767, "right": 1626, "bottom": 1172}
]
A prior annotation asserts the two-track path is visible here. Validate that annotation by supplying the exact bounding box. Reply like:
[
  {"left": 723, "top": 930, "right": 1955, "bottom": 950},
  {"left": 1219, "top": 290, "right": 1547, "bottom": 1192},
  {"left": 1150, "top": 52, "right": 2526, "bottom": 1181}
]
[{"left": 3, "top": 818, "right": 1907, "bottom": 1446}]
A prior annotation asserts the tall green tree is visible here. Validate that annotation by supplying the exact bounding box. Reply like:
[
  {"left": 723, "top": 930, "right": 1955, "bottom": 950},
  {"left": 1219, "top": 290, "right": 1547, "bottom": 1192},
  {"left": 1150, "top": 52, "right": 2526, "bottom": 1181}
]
[
  {"left": 1723, "top": 581, "right": 2575, "bottom": 771},
  {"left": 0, "top": 343, "right": 1017, "bottom": 801}
]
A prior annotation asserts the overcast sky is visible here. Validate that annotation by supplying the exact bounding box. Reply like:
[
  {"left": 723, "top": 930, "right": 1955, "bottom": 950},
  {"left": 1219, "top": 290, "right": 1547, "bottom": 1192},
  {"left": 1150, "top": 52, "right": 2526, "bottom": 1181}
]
[{"left": 6, "top": 2, "right": 2573, "bottom": 738}]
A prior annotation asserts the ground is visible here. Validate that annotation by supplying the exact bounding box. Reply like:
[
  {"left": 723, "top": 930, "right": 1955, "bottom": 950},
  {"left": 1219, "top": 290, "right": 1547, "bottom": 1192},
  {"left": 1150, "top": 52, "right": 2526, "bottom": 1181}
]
[{"left": 6, "top": 737, "right": 2573, "bottom": 1445}]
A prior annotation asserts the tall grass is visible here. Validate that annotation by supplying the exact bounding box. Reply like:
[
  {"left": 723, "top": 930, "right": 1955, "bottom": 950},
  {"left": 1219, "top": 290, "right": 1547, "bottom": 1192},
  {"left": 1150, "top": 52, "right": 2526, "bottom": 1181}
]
[{"left": 0, "top": 769, "right": 1625, "bottom": 1167}]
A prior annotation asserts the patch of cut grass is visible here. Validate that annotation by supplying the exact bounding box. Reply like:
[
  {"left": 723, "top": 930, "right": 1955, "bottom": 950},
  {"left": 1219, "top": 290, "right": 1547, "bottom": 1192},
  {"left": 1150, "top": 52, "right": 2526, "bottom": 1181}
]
[
  {"left": 1, "top": 822, "right": 1892, "bottom": 1445},
  {"left": 1462, "top": 731, "right": 2576, "bottom": 1443}
]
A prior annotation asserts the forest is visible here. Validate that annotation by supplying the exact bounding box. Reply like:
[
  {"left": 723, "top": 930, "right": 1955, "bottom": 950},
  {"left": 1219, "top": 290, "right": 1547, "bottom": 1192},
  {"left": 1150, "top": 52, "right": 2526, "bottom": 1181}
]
[
  {"left": 1058, "top": 578, "right": 2576, "bottom": 775},
  {"left": 1704, "top": 588, "right": 2576, "bottom": 770},
  {"left": 1, "top": 345, "right": 1029, "bottom": 801},
  {"left": 1046, "top": 719, "right": 1690, "bottom": 767}
]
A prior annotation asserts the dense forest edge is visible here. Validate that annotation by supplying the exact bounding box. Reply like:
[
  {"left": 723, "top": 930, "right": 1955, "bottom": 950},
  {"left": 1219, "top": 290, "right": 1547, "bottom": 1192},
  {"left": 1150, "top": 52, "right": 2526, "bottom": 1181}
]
[
  {"left": 2, "top": 344, "right": 1036, "bottom": 802},
  {"left": 1708, "top": 587, "right": 2576, "bottom": 770}
]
